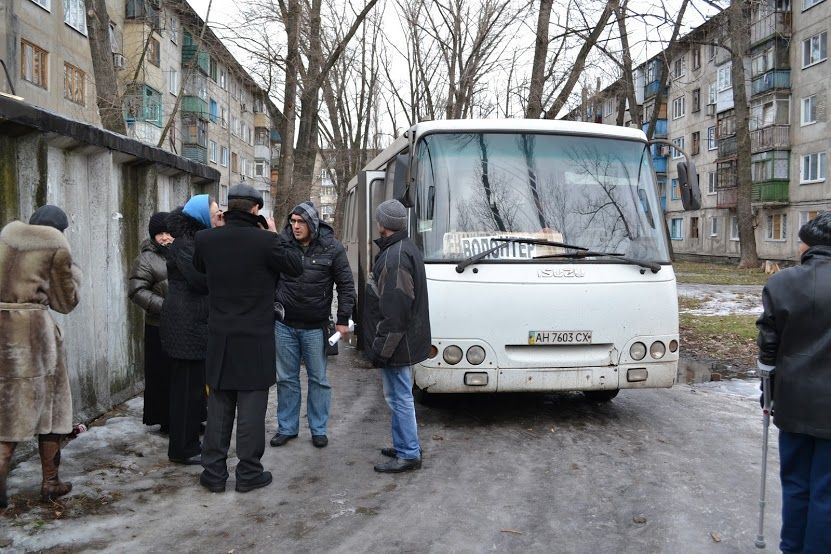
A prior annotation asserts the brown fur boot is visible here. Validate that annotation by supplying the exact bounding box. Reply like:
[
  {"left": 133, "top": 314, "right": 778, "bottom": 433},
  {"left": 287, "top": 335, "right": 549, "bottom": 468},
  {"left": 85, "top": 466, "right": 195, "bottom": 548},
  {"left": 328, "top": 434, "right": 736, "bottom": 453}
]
[
  {"left": 38, "top": 434, "right": 72, "bottom": 502},
  {"left": 0, "top": 441, "right": 17, "bottom": 509}
]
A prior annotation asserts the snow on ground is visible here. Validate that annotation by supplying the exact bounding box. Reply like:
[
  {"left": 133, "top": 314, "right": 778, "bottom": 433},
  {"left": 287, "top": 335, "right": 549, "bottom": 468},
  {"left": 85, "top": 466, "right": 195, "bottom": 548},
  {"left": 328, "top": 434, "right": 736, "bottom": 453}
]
[
  {"left": 693, "top": 378, "right": 761, "bottom": 400},
  {"left": 678, "top": 283, "right": 763, "bottom": 316}
]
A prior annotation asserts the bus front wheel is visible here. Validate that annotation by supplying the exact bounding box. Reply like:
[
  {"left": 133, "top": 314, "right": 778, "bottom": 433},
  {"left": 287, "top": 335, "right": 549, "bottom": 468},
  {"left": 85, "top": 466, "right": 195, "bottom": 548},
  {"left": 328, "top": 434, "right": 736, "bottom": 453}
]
[{"left": 582, "top": 389, "right": 619, "bottom": 402}]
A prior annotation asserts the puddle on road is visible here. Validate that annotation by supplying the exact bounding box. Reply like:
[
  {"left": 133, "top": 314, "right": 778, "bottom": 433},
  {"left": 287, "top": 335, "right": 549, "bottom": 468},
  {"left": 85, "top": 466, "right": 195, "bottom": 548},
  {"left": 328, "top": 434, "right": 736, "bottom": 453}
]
[{"left": 677, "top": 357, "right": 758, "bottom": 384}]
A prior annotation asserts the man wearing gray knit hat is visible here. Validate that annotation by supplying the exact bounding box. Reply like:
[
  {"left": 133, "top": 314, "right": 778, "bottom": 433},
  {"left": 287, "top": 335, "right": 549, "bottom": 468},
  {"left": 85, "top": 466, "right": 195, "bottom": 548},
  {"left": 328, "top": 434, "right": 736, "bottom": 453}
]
[{"left": 362, "top": 199, "right": 431, "bottom": 473}]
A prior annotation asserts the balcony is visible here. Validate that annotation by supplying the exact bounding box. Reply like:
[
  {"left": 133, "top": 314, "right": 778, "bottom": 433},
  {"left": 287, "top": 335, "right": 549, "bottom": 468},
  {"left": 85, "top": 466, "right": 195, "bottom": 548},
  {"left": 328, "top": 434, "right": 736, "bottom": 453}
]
[
  {"left": 718, "top": 135, "right": 737, "bottom": 158},
  {"left": 652, "top": 155, "right": 668, "bottom": 173},
  {"left": 254, "top": 145, "right": 271, "bottom": 160},
  {"left": 644, "top": 80, "right": 663, "bottom": 99},
  {"left": 751, "top": 12, "right": 791, "bottom": 46},
  {"left": 716, "top": 186, "right": 738, "bottom": 209},
  {"left": 751, "top": 125, "right": 790, "bottom": 152},
  {"left": 752, "top": 179, "right": 789, "bottom": 203},
  {"left": 181, "top": 96, "right": 209, "bottom": 120},
  {"left": 751, "top": 70, "right": 790, "bottom": 96},
  {"left": 643, "top": 119, "right": 668, "bottom": 139},
  {"left": 182, "top": 46, "right": 210, "bottom": 75},
  {"left": 254, "top": 112, "right": 270, "bottom": 128},
  {"left": 183, "top": 144, "right": 208, "bottom": 164}
]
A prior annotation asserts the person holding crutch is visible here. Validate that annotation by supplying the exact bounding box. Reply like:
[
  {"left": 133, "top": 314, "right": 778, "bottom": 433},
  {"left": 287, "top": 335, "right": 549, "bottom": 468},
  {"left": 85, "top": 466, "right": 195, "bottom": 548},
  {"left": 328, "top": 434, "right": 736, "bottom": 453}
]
[{"left": 757, "top": 211, "right": 831, "bottom": 553}]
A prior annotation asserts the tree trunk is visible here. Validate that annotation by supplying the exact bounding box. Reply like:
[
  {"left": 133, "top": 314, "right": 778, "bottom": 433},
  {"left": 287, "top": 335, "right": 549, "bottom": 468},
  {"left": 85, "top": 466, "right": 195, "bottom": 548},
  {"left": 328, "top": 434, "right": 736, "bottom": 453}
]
[
  {"left": 526, "top": 0, "right": 553, "bottom": 119},
  {"left": 646, "top": 0, "right": 689, "bottom": 139},
  {"left": 86, "top": 0, "right": 126, "bottom": 134},
  {"left": 276, "top": 0, "right": 300, "bottom": 218},
  {"left": 728, "top": 0, "right": 759, "bottom": 268},
  {"left": 614, "top": 1, "right": 640, "bottom": 128}
]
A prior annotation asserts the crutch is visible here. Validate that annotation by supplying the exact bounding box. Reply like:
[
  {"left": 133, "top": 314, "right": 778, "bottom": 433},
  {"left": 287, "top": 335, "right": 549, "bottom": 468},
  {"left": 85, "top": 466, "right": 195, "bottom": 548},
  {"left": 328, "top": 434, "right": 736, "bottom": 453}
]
[{"left": 755, "top": 364, "right": 774, "bottom": 549}]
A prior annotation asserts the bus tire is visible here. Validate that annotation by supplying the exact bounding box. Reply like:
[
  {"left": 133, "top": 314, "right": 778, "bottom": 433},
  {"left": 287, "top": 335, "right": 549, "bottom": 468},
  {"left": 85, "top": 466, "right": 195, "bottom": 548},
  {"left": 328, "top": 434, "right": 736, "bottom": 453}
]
[
  {"left": 413, "top": 386, "right": 435, "bottom": 406},
  {"left": 583, "top": 389, "right": 619, "bottom": 402}
]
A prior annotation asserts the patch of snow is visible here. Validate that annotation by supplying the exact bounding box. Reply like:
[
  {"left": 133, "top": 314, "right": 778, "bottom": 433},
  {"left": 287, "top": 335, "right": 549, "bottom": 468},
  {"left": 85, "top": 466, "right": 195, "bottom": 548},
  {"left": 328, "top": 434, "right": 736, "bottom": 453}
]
[
  {"left": 694, "top": 378, "right": 761, "bottom": 400},
  {"left": 678, "top": 283, "right": 763, "bottom": 316}
]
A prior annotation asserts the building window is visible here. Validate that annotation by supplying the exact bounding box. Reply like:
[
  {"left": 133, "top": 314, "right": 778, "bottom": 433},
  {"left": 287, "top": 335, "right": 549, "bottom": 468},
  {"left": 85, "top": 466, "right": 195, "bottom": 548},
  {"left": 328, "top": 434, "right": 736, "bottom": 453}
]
[
  {"left": 801, "top": 152, "right": 827, "bottom": 183},
  {"left": 670, "top": 218, "right": 684, "bottom": 240},
  {"left": 752, "top": 151, "right": 790, "bottom": 181},
  {"left": 671, "top": 137, "right": 685, "bottom": 159},
  {"left": 148, "top": 37, "right": 160, "bottom": 67},
  {"left": 800, "top": 210, "right": 821, "bottom": 226},
  {"left": 221, "top": 106, "right": 228, "bottom": 128},
  {"left": 220, "top": 184, "right": 228, "bottom": 205},
  {"left": 691, "top": 131, "right": 700, "bottom": 155},
  {"left": 209, "top": 140, "right": 217, "bottom": 163},
  {"left": 672, "top": 95, "right": 686, "bottom": 119},
  {"left": 63, "top": 62, "right": 85, "bottom": 105},
  {"left": 673, "top": 56, "right": 686, "bottom": 78},
  {"left": 262, "top": 191, "right": 271, "bottom": 208},
  {"left": 21, "top": 39, "right": 48, "bottom": 89},
  {"left": 710, "top": 216, "right": 719, "bottom": 237},
  {"left": 29, "top": 0, "right": 51, "bottom": 10},
  {"left": 730, "top": 216, "right": 739, "bottom": 241},
  {"left": 220, "top": 146, "right": 228, "bottom": 167},
  {"left": 209, "top": 99, "right": 218, "bottom": 123},
  {"left": 169, "top": 16, "right": 178, "bottom": 43},
  {"left": 64, "top": 0, "right": 87, "bottom": 34},
  {"left": 604, "top": 98, "right": 615, "bottom": 117},
  {"left": 219, "top": 69, "right": 227, "bottom": 89},
  {"left": 708, "top": 82, "right": 717, "bottom": 105},
  {"left": 168, "top": 67, "right": 178, "bottom": 95},
  {"left": 802, "top": 31, "right": 828, "bottom": 68},
  {"left": 671, "top": 178, "right": 681, "bottom": 200},
  {"left": 255, "top": 128, "right": 269, "bottom": 145},
  {"left": 717, "top": 64, "right": 732, "bottom": 92},
  {"left": 803, "top": 0, "right": 826, "bottom": 8},
  {"left": 708, "top": 42, "right": 717, "bottom": 61},
  {"left": 255, "top": 161, "right": 266, "bottom": 177},
  {"left": 766, "top": 213, "right": 787, "bottom": 241},
  {"left": 241, "top": 158, "right": 248, "bottom": 176},
  {"left": 707, "top": 172, "right": 717, "bottom": 194},
  {"left": 690, "top": 216, "right": 700, "bottom": 238},
  {"left": 183, "top": 117, "right": 207, "bottom": 147},
  {"left": 692, "top": 88, "right": 701, "bottom": 113},
  {"left": 707, "top": 126, "right": 717, "bottom": 150},
  {"left": 210, "top": 59, "right": 218, "bottom": 82},
  {"left": 231, "top": 152, "right": 239, "bottom": 173},
  {"left": 124, "top": 85, "right": 163, "bottom": 127},
  {"left": 692, "top": 47, "right": 701, "bottom": 70},
  {"left": 801, "top": 95, "right": 817, "bottom": 125}
]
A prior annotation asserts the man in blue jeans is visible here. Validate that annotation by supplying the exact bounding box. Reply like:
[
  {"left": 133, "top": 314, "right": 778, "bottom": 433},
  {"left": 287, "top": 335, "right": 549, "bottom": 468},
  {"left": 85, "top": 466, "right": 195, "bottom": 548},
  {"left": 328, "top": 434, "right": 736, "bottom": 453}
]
[
  {"left": 362, "top": 200, "right": 431, "bottom": 473},
  {"left": 271, "top": 202, "right": 355, "bottom": 449}
]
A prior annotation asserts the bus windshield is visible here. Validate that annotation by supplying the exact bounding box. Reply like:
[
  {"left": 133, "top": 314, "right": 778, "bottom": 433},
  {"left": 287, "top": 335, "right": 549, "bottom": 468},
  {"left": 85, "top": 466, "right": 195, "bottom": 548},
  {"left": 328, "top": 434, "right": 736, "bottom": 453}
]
[{"left": 413, "top": 132, "right": 670, "bottom": 264}]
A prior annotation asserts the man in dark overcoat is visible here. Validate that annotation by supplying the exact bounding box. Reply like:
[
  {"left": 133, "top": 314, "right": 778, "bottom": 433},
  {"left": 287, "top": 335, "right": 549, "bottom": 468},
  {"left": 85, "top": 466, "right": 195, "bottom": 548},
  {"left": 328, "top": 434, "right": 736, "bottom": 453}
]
[{"left": 193, "top": 184, "right": 303, "bottom": 493}]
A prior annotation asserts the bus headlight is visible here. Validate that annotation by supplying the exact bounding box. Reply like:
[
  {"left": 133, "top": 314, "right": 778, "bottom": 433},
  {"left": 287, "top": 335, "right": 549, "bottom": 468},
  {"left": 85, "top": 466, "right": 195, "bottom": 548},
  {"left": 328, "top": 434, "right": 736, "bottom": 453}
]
[
  {"left": 630, "top": 342, "right": 647, "bottom": 361},
  {"left": 443, "top": 345, "right": 463, "bottom": 365},
  {"left": 650, "top": 341, "right": 666, "bottom": 359},
  {"left": 669, "top": 340, "right": 679, "bottom": 353},
  {"left": 466, "top": 346, "right": 486, "bottom": 365}
]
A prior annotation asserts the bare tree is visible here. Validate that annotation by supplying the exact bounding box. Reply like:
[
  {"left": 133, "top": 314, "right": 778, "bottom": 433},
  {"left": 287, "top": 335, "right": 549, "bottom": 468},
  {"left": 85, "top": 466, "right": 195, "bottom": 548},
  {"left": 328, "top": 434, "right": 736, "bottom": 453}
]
[{"left": 86, "top": 0, "right": 126, "bottom": 133}]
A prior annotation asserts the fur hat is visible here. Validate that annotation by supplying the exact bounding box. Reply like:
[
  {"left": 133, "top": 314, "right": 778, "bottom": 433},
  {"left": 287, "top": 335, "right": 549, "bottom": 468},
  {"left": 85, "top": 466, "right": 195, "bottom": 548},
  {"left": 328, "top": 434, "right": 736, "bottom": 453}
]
[
  {"left": 148, "top": 212, "right": 169, "bottom": 240},
  {"left": 29, "top": 205, "right": 69, "bottom": 232},
  {"left": 375, "top": 199, "right": 407, "bottom": 231},
  {"left": 798, "top": 211, "right": 831, "bottom": 247}
]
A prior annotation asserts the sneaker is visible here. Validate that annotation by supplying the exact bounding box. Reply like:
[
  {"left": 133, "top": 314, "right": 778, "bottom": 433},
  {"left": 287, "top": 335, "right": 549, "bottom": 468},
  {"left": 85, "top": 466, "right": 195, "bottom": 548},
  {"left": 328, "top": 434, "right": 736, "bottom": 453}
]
[
  {"left": 235, "top": 471, "right": 273, "bottom": 493},
  {"left": 312, "top": 435, "right": 328, "bottom": 448},
  {"left": 373, "top": 457, "right": 422, "bottom": 473},
  {"left": 199, "top": 473, "right": 225, "bottom": 493},
  {"left": 269, "top": 433, "right": 298, "bottom": 447}
]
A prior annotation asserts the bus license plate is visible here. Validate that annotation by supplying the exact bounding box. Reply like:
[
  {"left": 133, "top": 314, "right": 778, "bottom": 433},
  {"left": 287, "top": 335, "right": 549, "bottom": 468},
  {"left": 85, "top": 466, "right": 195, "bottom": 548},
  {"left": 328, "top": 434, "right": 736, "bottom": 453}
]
[{"left": 528, "top": 331, "right": 593, "bottom": 345}]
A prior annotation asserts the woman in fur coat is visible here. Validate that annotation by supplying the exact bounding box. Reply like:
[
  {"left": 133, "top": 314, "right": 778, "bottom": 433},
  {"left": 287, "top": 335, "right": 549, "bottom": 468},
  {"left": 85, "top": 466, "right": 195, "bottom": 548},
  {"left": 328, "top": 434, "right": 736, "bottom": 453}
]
[
  {"left": 0, "top": 205, "right": 81, "bottom": 508},
  {"left": 128, "top": 212, "right": 173, "bottom": 433}
]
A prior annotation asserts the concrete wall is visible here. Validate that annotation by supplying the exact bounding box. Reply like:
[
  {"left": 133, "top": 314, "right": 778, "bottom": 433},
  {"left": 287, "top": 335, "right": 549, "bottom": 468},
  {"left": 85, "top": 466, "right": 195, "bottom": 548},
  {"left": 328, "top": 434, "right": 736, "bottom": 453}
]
[{"left": 0, "top": 97, "right": 219, "bottom": 424}]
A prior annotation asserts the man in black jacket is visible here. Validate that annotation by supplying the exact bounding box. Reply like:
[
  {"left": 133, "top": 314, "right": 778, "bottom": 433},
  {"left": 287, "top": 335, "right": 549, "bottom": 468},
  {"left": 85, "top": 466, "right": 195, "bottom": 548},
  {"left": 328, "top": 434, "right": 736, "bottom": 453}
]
[
  {"left": 193, "top": 184, "right": 303, "bottom": 493},
  {"left": 757, "top": 211, "right": 831, "bottom": 553},
  {"left": 362, "top": 199, "right": 431, "bottom": 473},
  {"left": 271, "top": 201, "right": 355, "bottom": 449}
]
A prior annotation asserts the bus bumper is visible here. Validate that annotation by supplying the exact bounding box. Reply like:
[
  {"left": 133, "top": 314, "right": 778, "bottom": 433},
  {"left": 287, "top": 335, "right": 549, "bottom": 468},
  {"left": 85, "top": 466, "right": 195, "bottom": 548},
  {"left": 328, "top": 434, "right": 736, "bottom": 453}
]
[{"left": 413, "top": 362, "right": 677, "bottom": 393}]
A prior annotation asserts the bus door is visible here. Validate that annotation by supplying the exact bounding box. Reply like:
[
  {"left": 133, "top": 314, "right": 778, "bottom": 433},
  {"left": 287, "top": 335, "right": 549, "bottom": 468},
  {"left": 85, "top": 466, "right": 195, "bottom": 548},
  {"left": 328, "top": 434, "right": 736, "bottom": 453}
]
[{"left": 356, "top": 170, "right": 386, "bottom": 350}]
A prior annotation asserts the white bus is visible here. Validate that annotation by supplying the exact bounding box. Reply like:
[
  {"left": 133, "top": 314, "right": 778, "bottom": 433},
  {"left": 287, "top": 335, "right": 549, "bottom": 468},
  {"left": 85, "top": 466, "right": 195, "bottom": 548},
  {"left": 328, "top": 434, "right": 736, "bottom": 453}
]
[{"left": 342, "top": 119, "right": 700, "bottom": 401}]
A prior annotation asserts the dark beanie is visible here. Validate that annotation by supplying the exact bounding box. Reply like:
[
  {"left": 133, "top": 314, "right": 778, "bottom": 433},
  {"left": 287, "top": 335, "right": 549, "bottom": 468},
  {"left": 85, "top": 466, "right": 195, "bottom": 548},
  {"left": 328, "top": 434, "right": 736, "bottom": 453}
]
[
  {"left": 376, "top": 199, "right": 407, "bottom": 231},
  {"left": 29, "top": 205, "right": 69, "bottom": 232},
  {"left": 798, "top": 211, "right": 831, "bottom": 247},
  {"left": 148, "top": 211, "right": 169, "bottom": 240}
]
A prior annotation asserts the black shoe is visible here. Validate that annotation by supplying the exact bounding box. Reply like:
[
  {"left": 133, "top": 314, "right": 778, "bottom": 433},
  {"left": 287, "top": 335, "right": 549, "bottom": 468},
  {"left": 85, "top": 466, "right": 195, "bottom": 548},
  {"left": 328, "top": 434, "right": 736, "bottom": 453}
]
[
  {"left": 312, "top": 435, "right": 328, "bottom": 448},
  {"left": 199, "top": 473, "right": 225, "bottom": 493},
  {"left": 381, "top": 447, "right": 423, "bottom": 458},
  {"left": 235, "top": 471, "right": 273, "bottom": 493},
  {"left": 374, "top": 457, "right": 422, "bottom": 473},
  {"left": 269, "top": 433, "right": 298, "bottom": 447},
  {"left": 169, "top": 453, "right": 202, "bottom": 465}
]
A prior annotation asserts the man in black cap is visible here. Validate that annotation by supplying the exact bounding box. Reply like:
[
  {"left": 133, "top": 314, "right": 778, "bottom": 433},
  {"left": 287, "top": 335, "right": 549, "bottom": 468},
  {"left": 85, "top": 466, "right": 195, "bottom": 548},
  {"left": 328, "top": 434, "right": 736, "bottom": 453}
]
[
  {"left": 757, "top": 211, "right": 831, "bottom": 552},
  {"left": 193, "top": 184, "right": 303, "bottom": 493}
]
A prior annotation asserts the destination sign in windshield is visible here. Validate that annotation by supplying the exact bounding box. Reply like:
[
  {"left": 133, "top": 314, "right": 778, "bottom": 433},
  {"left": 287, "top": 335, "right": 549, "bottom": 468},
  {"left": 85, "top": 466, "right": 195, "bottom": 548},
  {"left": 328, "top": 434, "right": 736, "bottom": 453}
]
[{"left": 443, "top": 231, "right": 564, "bottom": 260}]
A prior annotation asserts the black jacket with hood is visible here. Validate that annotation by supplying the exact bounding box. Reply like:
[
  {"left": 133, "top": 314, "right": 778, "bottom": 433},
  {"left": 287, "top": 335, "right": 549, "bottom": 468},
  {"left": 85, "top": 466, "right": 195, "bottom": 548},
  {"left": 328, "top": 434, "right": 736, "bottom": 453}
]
[
  {"left": 275, "top": 202, "right": 356, "bottom": 329},
  {"left": 160, "top": 208, "right": 209, "bottom": 360},
  {"left": 757, "top": 245, "right": 831, "bottom": 439},
  {"left": 361, "top": 230, "right": 431, "bottom": 368}
]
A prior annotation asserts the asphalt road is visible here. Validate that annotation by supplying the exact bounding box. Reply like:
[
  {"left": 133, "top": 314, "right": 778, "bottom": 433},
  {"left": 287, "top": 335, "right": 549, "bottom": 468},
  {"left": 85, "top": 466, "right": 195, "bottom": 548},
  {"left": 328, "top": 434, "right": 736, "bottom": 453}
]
[{"left": 2, "top": 345, "right": 781, "bottom": 553}]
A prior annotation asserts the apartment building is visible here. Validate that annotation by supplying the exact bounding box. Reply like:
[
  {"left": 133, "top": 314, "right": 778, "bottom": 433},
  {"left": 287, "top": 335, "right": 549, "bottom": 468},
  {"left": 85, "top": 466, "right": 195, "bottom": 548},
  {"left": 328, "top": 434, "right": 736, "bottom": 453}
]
[
  {"left": 567, "top": 0, "right": 830, "bottom": 262},
  {"left": 1, "top": 0, "right": 277, "bottom": 213}
]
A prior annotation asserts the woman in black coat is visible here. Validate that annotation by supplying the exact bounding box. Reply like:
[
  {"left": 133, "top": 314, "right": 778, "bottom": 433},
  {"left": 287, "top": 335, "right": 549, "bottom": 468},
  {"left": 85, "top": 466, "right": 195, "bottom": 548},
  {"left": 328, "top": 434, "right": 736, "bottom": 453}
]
[
  {"left": 160, "top": 195, "right": 220, "bottom": 464},
  {"left": 128, "top": 212, "right": 172, "bottom": 433}
]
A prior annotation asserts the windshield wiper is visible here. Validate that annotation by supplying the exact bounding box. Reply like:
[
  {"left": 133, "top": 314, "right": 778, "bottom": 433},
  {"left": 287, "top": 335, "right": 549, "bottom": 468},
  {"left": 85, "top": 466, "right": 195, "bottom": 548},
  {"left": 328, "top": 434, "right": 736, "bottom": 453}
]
[
  {"left": 534, "top": 251, "right": 662, "bottom": 274},
  {"left": 455, "top": 238, "right": 588, "bottom": 273}
]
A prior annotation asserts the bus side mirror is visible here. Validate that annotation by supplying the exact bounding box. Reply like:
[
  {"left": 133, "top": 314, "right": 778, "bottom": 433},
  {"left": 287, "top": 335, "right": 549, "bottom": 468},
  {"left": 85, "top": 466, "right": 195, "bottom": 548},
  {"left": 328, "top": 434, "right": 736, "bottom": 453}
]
[
  {"left": 677, "top": 161, "right": 701, "bottom": 211},
  {"left": 393, "top": 154, "right": 413, "bottom": 207}
]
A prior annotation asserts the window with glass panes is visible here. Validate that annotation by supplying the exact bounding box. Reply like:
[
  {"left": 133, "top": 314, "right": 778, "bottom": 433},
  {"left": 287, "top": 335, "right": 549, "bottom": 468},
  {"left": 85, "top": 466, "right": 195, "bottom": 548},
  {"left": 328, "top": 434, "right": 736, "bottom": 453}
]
[
  {"left": 692, "top": 132, "right": 700, "bottom": 155},
  {"left": 64, "top": 0, "right": 87, "bottom": 34},
  {"left": 752, "top": 151, "right": 790, "bottom": 181},
  {"left": 710, "top": 216, "right": 719, "bottom": 236},
  {"left": 801, "top": 95, "right": 817, "bottom": 125},
  {"left": 707, "top": 126, "right": 717, "bottom": 150},
  {"left": 802, "top": 31, "right": 827, "bottom": 67},
  {"left": 670, "top": 218, "right": 684, "bottom": 240},
  {"left": 708, "top": 172, "right": 717, "bottom": 194},
  {"left": 671, "top": 137, "right": 685, "bottom": 159},
  {"left": 766, "top": 213, "right": 787, "bottom": 240},
  {"left": 730, "top": 216, "right": 739, "bottom": 240},
  {"left": 801, "top": 152, "right": 827, "bottom": 182}
]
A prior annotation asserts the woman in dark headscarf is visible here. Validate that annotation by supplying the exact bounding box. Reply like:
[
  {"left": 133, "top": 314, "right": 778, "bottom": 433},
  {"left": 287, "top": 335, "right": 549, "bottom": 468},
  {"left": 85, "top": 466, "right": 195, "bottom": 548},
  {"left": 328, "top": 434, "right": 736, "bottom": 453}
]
[
  {"left": 0, "top": 205, "right": 81, "bottom": 508},
  {"left": 128, "top": 212, "right": 173, "bottom": 434}
]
